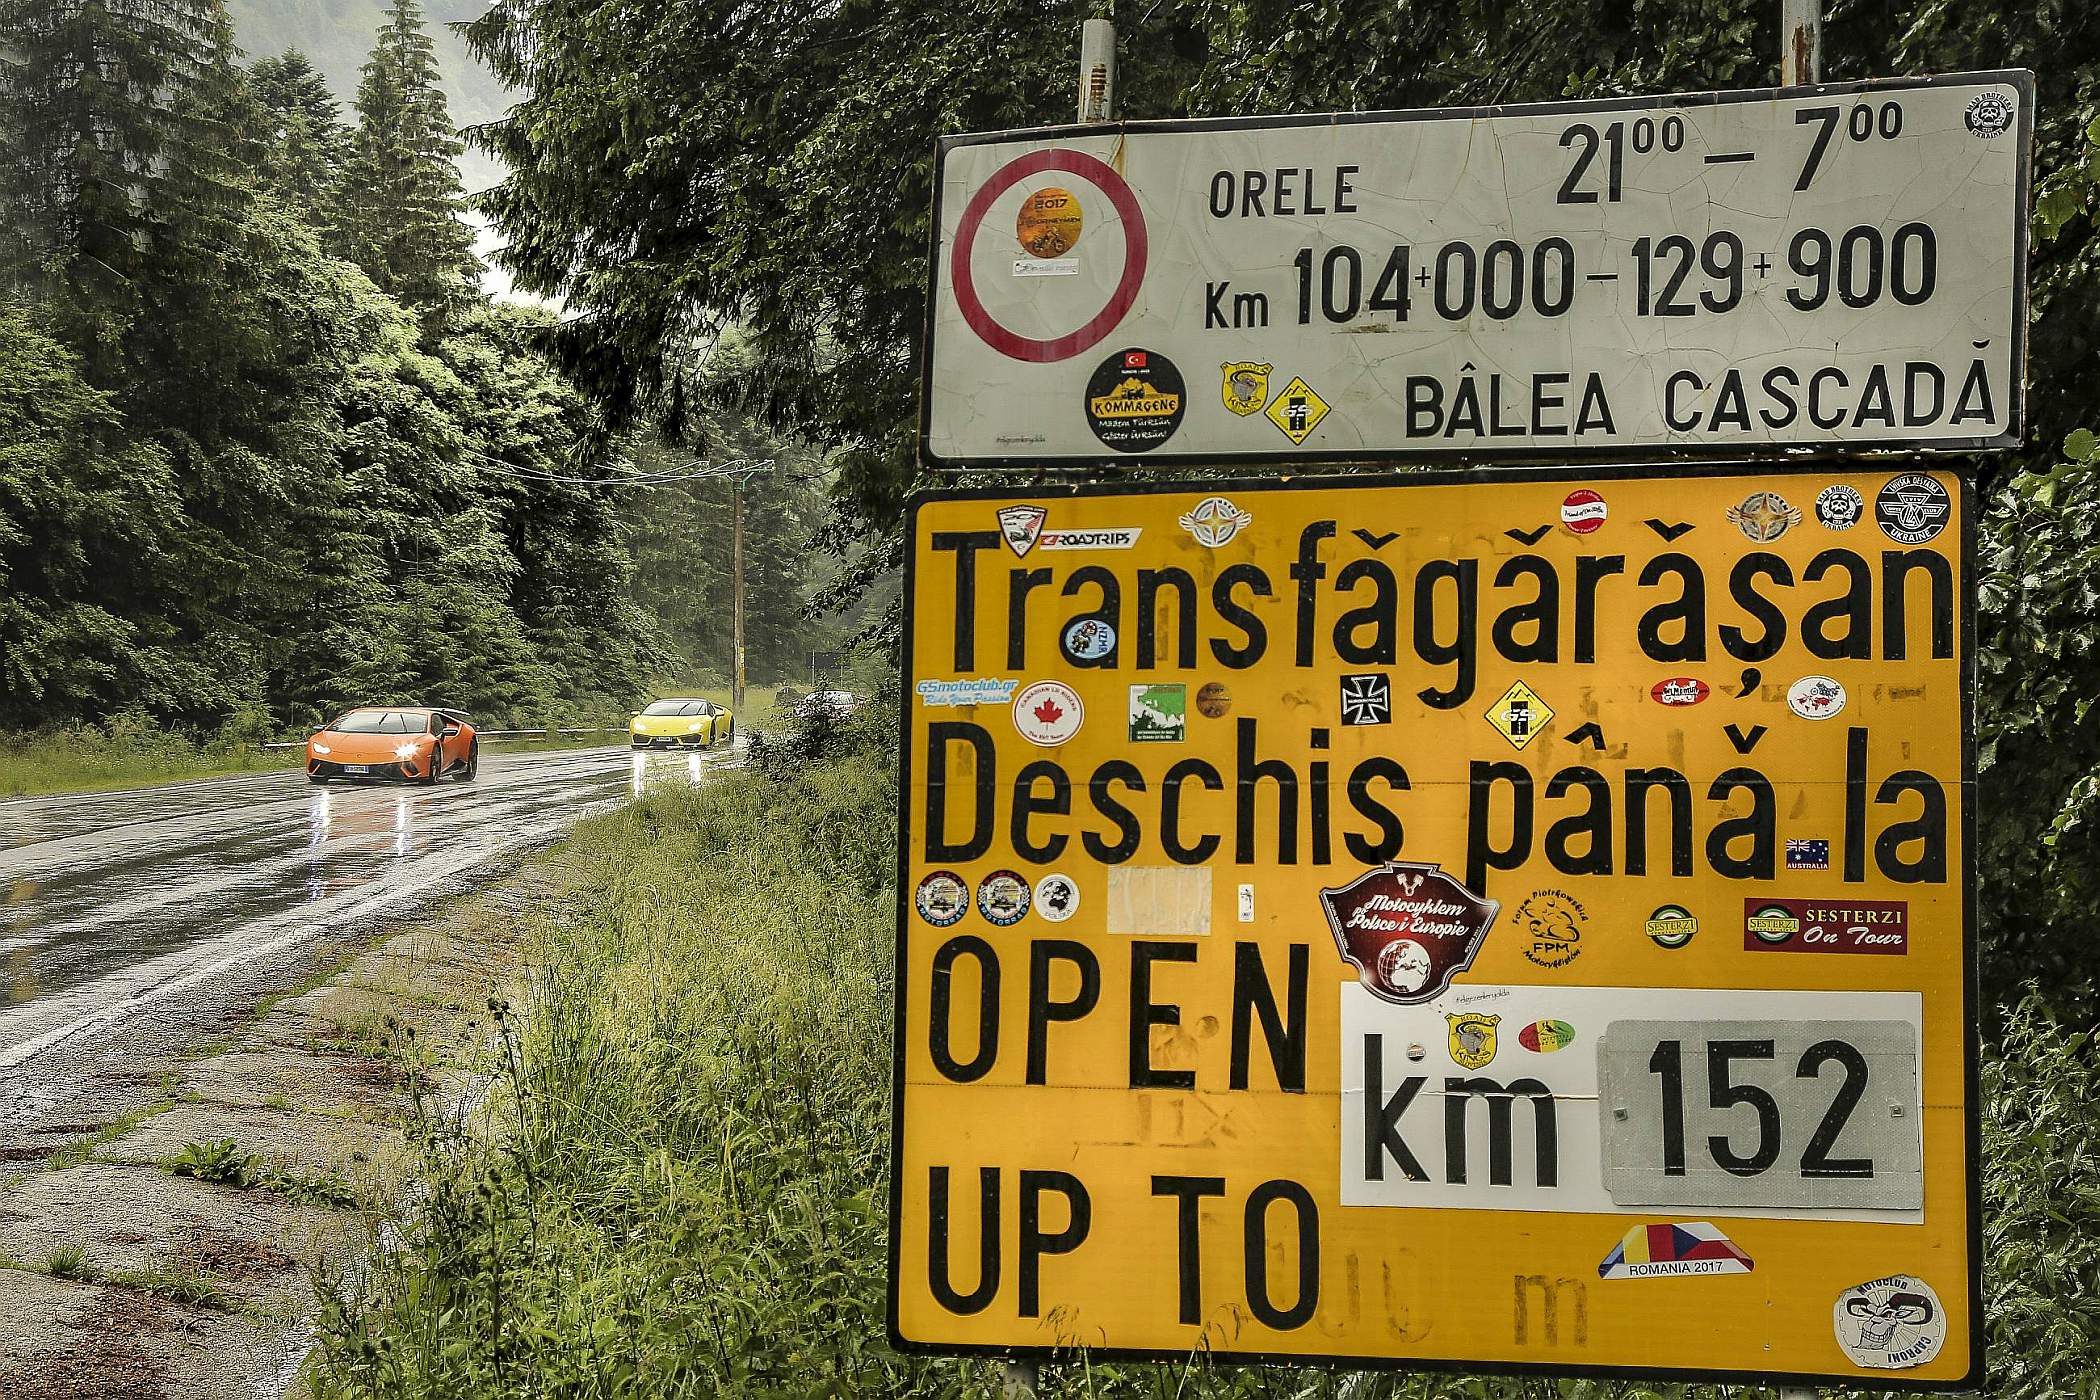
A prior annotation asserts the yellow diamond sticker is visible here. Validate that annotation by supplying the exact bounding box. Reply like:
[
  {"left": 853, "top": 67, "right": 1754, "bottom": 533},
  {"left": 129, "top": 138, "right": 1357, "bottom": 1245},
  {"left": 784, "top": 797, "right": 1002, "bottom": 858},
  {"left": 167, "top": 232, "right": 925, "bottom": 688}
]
[
  {"left": 1264, "top": 376, "right": 1330, "bottom": 444},
  {"left": 1484, "top": 679, "right": 1554, "bottom": 750}
]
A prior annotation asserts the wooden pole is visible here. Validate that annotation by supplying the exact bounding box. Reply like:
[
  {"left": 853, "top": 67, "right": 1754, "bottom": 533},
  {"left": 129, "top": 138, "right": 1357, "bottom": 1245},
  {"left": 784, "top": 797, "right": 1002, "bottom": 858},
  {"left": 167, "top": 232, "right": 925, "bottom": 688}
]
[{"left": 731, "top": 479, "right": 746, "bottom": 716}]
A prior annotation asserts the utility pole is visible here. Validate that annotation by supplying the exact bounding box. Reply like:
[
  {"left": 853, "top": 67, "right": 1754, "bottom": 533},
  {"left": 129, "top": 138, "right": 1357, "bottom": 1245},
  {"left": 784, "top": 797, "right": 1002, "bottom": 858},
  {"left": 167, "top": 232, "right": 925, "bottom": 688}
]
[
  {"left": 1076, "top": 16, "right": 1115, "bottom": 124},
  {"left": 1777, "top": 24, "right": 1823, "bottom": 1400},
  {"left": 731, "top": 479, "right": 747, "bottom": 717}
]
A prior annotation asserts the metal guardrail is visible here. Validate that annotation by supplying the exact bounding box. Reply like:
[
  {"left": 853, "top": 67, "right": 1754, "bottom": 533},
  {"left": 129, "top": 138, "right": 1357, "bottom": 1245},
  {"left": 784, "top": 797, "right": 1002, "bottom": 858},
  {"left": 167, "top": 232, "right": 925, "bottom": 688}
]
[{"left": 258, "top": 728, "right": 629, "bottom": 752}]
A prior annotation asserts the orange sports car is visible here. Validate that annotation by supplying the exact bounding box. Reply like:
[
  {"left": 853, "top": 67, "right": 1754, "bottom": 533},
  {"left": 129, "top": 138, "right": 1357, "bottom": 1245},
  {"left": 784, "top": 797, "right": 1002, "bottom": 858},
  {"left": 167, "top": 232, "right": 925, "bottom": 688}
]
[{"left": 307, "top": 707, "right": 478, "bottom": 784}]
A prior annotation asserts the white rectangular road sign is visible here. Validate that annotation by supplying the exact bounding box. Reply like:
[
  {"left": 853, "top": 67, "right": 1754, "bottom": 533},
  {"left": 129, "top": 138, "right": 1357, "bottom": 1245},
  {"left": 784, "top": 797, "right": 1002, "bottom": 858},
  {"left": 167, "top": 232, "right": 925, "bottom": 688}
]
[{"left": 923, "top": 73, "right": 2031, "bottom": 467}]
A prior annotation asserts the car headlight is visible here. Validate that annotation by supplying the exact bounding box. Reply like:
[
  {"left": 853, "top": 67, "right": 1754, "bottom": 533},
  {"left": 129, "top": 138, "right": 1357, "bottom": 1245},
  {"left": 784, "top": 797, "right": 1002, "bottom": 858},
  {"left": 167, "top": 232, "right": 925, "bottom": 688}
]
[
  {"left": 687, "top": 722, "right": 704, "bottom": 732},
  {"left": 312, "top": 743, "right": 331, "bottom": 756},
  {"left": 393, "top": 742, "right": 420, "bottom": 760},
  {"left": 631, "top": 720, "right": 644, "bottom": 732}
]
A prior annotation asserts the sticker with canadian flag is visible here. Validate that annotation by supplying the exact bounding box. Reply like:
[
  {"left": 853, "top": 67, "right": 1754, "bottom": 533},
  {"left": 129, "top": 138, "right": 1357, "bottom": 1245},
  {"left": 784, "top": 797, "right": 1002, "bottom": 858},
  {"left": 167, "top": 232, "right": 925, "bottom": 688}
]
[{"left": 1010, "top": 680, "right": 1083, "bottom": 746}]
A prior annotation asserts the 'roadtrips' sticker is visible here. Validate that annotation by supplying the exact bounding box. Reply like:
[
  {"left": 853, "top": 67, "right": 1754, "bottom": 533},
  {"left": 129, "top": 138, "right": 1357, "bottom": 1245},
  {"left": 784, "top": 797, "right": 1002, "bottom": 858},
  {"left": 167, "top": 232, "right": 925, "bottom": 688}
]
[{"left": 1833, "top": 1275, "right": 1945, "bottom": 1370}]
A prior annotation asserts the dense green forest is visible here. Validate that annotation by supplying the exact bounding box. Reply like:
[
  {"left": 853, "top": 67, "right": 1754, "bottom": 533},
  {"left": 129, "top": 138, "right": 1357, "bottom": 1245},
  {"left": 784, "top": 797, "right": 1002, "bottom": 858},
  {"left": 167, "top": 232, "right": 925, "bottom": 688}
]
[{"left": 0, "top": 0, "right": 836, "bottom": 734}]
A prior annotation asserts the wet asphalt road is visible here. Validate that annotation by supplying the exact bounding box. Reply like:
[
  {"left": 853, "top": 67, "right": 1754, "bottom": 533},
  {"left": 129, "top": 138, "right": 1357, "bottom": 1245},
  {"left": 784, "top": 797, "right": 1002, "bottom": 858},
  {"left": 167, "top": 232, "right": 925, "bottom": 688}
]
[{"left": 0, "top": 743, "right": 740, "bottom": 1134}]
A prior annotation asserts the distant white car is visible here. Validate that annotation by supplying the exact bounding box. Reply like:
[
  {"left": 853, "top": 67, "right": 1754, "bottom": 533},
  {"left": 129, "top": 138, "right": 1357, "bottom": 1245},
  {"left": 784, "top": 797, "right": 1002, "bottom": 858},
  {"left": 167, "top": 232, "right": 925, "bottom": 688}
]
[{"left": 792, "top": 689, "right": 862, "bottom": 720}]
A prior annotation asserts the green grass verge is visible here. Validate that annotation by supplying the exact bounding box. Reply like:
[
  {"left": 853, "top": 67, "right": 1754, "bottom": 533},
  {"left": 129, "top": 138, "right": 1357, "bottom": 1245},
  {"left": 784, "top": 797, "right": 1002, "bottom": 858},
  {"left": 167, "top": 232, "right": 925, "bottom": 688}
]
[
  {"left": 308, "top": 733, "right": 2100, "bottom": 1399},
  {"left": 0, "top": 724, "right": 300, "bottom": 798}
]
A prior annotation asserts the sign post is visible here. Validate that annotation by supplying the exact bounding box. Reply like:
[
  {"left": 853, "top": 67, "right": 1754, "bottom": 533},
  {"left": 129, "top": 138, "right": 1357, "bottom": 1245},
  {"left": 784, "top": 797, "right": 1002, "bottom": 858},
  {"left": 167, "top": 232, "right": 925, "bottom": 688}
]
[
  {"left": 892, "top": 464, "right": 1979, "bottom": 1385},
  {"left": 900, "top": 63, "right": 2020, "bottom": 1393}
]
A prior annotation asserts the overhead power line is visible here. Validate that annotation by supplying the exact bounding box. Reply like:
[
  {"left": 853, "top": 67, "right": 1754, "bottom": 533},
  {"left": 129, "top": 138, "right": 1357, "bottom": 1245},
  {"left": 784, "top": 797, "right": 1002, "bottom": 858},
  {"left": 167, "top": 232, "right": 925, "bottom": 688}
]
[{"left": 452, "top": 443, "right": 780, "bottom": 487}]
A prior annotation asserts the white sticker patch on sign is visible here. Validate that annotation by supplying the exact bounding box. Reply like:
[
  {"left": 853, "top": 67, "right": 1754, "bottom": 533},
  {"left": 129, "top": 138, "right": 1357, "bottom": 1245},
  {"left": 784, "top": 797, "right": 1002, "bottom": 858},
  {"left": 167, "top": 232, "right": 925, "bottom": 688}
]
[{"left": 1106, "top": 866, "right": 1212, "bottom": 936}]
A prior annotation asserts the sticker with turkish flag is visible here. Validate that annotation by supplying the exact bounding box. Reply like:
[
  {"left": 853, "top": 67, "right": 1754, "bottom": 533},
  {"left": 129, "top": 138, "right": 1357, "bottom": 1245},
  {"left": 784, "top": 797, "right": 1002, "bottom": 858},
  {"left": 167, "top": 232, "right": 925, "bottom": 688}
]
[
  {"left": 1320, "top": 861, "right": 1501, "bottom": 1004},
  {"left": 1122, "top": 350, "right": 1149, "bottom": 370},
  {"left": 1011, "top": 680, "right": 1084, "bottom": 746}
]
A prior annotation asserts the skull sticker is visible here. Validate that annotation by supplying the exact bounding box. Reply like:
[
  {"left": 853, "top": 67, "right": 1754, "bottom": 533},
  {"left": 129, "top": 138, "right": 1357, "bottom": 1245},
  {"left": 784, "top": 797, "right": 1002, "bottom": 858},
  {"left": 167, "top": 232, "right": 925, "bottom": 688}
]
[{"left": 1833, "top": 1275, "right": 1946, "bottom": 1370}]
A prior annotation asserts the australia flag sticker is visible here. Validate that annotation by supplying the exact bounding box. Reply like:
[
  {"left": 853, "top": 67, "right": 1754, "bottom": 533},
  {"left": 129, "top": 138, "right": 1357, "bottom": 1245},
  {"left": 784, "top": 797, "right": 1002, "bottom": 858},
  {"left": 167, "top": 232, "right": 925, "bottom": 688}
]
[{"left": 1786, "top": 838, "right": 1831, "bottom": 870}]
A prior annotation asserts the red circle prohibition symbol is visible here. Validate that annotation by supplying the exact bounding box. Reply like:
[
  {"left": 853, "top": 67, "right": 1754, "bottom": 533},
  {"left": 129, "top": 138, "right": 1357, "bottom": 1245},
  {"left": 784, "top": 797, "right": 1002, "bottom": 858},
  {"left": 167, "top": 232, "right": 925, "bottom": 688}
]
[{"left": 948, "top": 148, "right": 1149, "bottom": 364}]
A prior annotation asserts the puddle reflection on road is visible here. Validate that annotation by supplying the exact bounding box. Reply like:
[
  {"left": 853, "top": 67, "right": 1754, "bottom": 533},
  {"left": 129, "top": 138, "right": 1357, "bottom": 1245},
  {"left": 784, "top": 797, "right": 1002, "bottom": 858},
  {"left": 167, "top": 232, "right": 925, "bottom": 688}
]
[{"left": 628, "top": 750, "right": 711, "bottom": 797}]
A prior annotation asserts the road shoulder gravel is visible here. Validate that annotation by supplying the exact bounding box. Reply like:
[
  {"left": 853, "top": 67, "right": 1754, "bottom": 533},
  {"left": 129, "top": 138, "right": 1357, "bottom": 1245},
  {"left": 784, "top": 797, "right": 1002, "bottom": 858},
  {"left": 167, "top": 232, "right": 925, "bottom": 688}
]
[{"left": 0, "top": 850, "right": 567, "bottom": 1399}]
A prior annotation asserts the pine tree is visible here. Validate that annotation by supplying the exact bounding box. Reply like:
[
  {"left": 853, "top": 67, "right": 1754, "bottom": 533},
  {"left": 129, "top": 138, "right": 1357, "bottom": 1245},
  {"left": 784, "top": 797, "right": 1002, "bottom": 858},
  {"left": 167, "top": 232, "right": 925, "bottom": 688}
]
[
  {"left": 0, "top": 0, "right": 241, "bottom": 352},
  {"left": 336, "top": 0, "right": 478, "bottom": 332},
  {"left": 249, "top": 50, "right": 351, "bottom": 225}
]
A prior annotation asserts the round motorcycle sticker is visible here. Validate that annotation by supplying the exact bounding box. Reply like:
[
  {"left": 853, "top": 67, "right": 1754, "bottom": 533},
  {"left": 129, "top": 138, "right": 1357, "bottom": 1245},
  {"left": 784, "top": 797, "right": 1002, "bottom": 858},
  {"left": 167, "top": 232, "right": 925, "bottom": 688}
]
[
  {"left": 1964, "top": 91, "right": 2014, "bottom": 138},
  {"left": 1012, "top": 680, "right": 1083, "bottom": 747},
  {"left": 1560, "top": 489, "right": 1607, "bottom": 534},
  {"left": 1062, "top": 616, "right": 1116, "bottom": 662},
  {"left": 1833, "top": 1275, "right": 1946, "bottom": 1370},
  {"left": 914, "top": 870, "right": 969, "bottom": 928},
  {"left": 976, "top": 870, "right": 1031, "bottom": 927},
  {"left": 1085, "top": 348, "right": 1185, "bottom": 454},
  {"left": 1815, "top": 484, "right": 1864, "bottom": 530},
  {"left": 1015, "top": 186, "right": 1082, "bottom": 258},
  {"left": 1788, "top": 674, "right": 1848, "bottom": 720},
  {"left": 1033, "top": 872, "right": 1080, "bottom": 923},
  {"left": 1876, "top": 473, "right": 1951, "bottom": 545}
]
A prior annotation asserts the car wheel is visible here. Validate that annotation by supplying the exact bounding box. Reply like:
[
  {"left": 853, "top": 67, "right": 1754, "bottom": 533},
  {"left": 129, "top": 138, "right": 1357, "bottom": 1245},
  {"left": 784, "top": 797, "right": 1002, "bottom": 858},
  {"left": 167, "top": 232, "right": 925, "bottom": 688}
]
[
  {"left": 422, "top": 741, "right": 442, "bottom": 784},
  {"left": 453, "top": 739, "right": 478, "bottom": 781}
]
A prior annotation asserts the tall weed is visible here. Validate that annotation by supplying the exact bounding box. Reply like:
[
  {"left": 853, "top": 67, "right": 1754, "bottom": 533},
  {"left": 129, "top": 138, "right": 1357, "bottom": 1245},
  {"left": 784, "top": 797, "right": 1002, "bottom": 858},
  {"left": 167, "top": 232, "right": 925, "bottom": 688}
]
[
  {"left": 0, "top": 714, "right": 299, "bottom": 796},
  {"left": 310, "top": 737, "right": 2100, "bottom": 1399}
]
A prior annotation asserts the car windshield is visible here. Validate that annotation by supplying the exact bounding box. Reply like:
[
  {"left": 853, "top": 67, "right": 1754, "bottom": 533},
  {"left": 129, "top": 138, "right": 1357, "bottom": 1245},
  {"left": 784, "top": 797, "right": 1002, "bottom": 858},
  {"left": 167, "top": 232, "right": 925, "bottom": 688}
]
[
  {"left": 327, "top": 709, "right": 422, "bottom": 734},
  {"left": 642, "top": 700, "right": 705, "bottom": 717}
]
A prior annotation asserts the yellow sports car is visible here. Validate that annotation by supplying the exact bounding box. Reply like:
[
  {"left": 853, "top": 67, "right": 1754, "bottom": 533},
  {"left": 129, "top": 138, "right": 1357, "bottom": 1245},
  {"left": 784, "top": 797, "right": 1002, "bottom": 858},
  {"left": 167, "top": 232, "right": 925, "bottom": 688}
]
[{"left": 629, "top": 698, "right": 733, "bottom": 750}]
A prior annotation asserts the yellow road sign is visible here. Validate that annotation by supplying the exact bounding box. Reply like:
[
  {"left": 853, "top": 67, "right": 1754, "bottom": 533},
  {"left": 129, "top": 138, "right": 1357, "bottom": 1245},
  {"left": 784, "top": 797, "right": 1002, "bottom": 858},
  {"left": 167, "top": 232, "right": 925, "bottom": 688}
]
[{"left": 893, "top": 465, "right": 1976, "bottom": 1386}]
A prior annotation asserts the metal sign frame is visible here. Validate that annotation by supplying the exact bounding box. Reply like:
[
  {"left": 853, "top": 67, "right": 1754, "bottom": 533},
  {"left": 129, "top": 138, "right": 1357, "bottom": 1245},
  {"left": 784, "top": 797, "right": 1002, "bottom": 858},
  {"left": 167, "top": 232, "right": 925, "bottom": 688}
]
[
  {"left": 917, "top": 71, "right": 2033, "bottom": 471},
  {"left": 887, "top": 458, "right": 1981, "bottom": 1388}
]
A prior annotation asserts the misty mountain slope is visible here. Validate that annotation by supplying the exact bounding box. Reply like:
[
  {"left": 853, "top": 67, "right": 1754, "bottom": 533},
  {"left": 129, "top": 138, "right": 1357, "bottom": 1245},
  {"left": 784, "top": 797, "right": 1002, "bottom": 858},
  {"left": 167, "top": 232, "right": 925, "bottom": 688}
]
[{"left": 227, "top": 0, "right": 511, "bottom": 190}]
